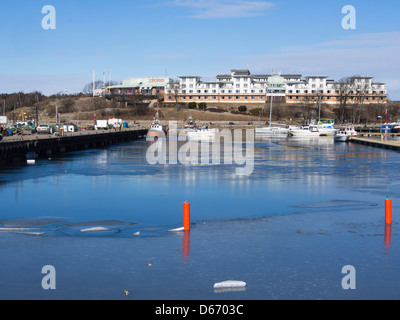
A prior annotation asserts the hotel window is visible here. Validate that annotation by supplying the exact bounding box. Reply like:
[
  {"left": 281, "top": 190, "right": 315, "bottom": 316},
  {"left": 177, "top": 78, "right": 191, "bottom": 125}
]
[
  {"left": 251, "top": 96, "right": 255, "bottom": 99},
  {"left": 259, "top": 90, "right": 263, "bottom": 93},
  {"left": 212, "top": 96, "right": 217, "bottom": 99},
  {"left": 189, "top": 90, "right": 193, "bottom": 93},
  {"left": 221, "top": 90, "right": 225, "bottom": 93},
  {"left": 236, "top": 90, "right": 240, "bottom": 93},
  {"left": 236, "top": 84, "right": 240, "bottom": 88},
  {"left": 244, "top": 96, "right": 248, "bottom": 99},
  {"left": 235, "top": 96, "right": 239, "bottom": 100},
  {"left": 228, "top": 96, "right": 232, "bottom": 100}
]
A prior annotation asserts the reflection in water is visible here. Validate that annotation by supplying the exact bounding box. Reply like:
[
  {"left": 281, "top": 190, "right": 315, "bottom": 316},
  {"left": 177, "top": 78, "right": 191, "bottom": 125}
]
[
  {"left": 384, "top": 224, "right": 392, "bottom": 254},
  {"left": 182, "top": 231, "right": 190, "bottom": 261},
  {"left": 0, "top": 137, "right": 399, "bottom": 229}
]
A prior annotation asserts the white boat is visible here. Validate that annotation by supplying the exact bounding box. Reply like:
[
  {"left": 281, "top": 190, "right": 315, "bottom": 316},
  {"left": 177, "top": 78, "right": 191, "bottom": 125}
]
[
  {"left": 168, "top": 116, "right": 217, "bottom": 141},
  {"left": 334, "top": 127, "right": 358, "bottom": 142},
  {"left": 289, "top": 125, "right": 321, "bottom": 137},
  {"left": 146, "top": 111, "right": 165, "bottom": 141},
  {"left": 186, "top": 127, "right": 218, "bottom": 141},
  {"left": 333, "top": 131, "right": 350, "bottom": 142},
  {"left": 391, "top": 123, "right": 400, "bottom": 133},
  {"left": 317, "top": 122, "right": 337, "bottom": 136},
  {"left": 256, "top": 85, "right": 289, "bottom": 137},
  {"left": 255, "top": 126, "right": 289, "bottom": 136}
]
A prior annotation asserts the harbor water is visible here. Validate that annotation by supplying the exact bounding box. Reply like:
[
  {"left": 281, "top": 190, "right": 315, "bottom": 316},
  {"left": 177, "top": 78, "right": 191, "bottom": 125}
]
[{"left": 0, "top": 135, "right": 399, "bottom": 300}]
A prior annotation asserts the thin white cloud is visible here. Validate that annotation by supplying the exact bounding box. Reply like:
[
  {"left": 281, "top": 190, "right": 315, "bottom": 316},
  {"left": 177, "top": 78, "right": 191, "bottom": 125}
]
[
  {"left": 318, "top": 31, "right": 400, "bottom": 49},
  {"left": 171, "top": 0, "right": 274, "bottom": 19}
]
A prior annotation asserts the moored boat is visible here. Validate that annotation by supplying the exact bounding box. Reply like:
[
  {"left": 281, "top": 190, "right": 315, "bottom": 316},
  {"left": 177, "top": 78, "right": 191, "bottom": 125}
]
[
  {"left": 288, "top": 125, "right": 320, "bottom": 137},
  {"left": 317, "top": 122, "right": 337, "bottom": 136},
  {"left": 146, "top": 111, "right": 165, "bottom": 141},
  {"left": 333, "top": 127, "right": 358, "bottom": 142},
  {"left": 255, "top": 126, "right": 289, "bottom": 136}
]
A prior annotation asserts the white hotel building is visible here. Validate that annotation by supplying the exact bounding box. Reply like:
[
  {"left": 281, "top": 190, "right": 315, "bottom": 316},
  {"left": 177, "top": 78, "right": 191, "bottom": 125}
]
[{"left": 164, "top": 69, "right": 387, "bottom": 104}]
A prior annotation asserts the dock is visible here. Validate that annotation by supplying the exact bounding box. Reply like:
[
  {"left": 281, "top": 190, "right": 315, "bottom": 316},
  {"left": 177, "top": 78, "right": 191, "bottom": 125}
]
[
  {"left": 0, "top": 129, "right": 147, "bottom": 164},
  {"left": 350, "top": 136, "right": 400, "bottom": 151}
]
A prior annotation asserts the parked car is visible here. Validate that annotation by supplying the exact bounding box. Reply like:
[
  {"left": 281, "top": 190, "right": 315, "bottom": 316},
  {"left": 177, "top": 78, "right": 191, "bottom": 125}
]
[{"left": 37, "top": 124, "right": 54, "bottom": 134}]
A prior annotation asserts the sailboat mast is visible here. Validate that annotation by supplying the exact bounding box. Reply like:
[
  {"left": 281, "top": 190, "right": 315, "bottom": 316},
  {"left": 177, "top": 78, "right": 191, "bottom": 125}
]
[{"left": 269, "top": 87, "right": 273, "bottom": 128}]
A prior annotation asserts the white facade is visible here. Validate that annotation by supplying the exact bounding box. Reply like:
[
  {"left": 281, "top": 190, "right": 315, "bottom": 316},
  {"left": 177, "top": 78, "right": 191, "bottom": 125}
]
[
  {"left": 164, "top": 71, "right": 387, "bottom": 104},
  {"left": 165, "top": 69, "right": 286, "bottom": 104}
]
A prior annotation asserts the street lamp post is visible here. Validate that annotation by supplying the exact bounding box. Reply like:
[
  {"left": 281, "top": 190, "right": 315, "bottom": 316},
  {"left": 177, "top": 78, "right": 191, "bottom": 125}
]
[
  {"left": 378, "top": 116, "right": 383, "bottom": 141},
  {"left": 55, "top": 90, "right": 68, "bottom": 125}
]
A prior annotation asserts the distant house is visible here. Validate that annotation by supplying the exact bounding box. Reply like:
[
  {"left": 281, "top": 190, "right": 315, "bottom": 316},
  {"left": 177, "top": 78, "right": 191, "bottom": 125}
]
[
  {"left": 164, "top": 70, "right": 388, "bottom": 104},
  {"left": 107, "top": 77, "right": 173, "bottom": 96}
]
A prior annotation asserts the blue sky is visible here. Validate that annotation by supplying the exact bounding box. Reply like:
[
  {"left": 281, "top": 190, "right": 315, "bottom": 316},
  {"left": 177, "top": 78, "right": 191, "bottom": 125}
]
[{"left": 0, "top": 0, "right": 399, "bottom": 99}]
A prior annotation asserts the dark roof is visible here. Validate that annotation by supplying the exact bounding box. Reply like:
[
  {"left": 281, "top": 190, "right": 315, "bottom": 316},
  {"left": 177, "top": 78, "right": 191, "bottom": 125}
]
[
  {"left": 304, "top": 76, "right": 328, "bottom": 78},
  {"left": 231, "top": 69, "right": 250, "bottom": 76},
  {"left": 251, "top": 75, "right": 270, "bottom": 78},
  {"left": 282, "top": 74, "right": 302, "bottom": 78},
  {"left": 216, "top": 74, "right": 231, "bottom": 78},
  {"left": 349, "top": 76, "right": 374, "bottom": 79}
]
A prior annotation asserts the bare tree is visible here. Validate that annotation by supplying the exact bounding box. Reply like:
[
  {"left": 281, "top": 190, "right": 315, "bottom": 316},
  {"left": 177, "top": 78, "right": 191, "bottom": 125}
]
[
  {"left": 82, "top": 80, "right": 105, "bottom": 96},
  {"left": 334, "top": 77, "right": 352, "bottom": 124},
  {"left": 171, "top": 82, "right": 180, "bottom": 111}
]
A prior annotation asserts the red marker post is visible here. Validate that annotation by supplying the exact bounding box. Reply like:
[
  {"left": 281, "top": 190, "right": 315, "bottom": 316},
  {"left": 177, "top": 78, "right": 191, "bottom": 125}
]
[
  {"left": 183, "top": 202, "right": 191, "bottom": 231},
  {"left": 385, "top": 197, "right": 392, "bottom": 225}
]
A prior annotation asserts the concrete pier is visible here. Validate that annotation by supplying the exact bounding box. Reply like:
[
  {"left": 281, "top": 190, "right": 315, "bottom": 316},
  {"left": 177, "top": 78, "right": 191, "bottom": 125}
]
[
  {"left": 0, "top": 129, "right": 147, "bottom": 164},
  {"left": 350, "top": 136, "right": 400, "bottom": 151}
]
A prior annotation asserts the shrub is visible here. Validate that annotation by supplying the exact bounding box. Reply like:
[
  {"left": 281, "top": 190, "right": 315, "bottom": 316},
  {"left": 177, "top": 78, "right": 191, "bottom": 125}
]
[
  {"left": 249, "top": 108, "right": 263, "bottom": 115},
  {"left": 198, "top": 102, "right": 207, "bottom": 111},
  {"left": 238, "top": 105, "right": 247, "bottom": 113},
  {"left": 188, "top": 102, "right": 197, "bottom": 109}
]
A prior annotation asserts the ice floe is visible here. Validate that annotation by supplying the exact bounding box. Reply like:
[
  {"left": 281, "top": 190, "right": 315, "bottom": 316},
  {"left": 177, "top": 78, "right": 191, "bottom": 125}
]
[
  {"left": 213, "top": 280, "right": 246, "bottom": 289},
  {"left": 80, "top": 227, "right": 111, "bottom": 233}
]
